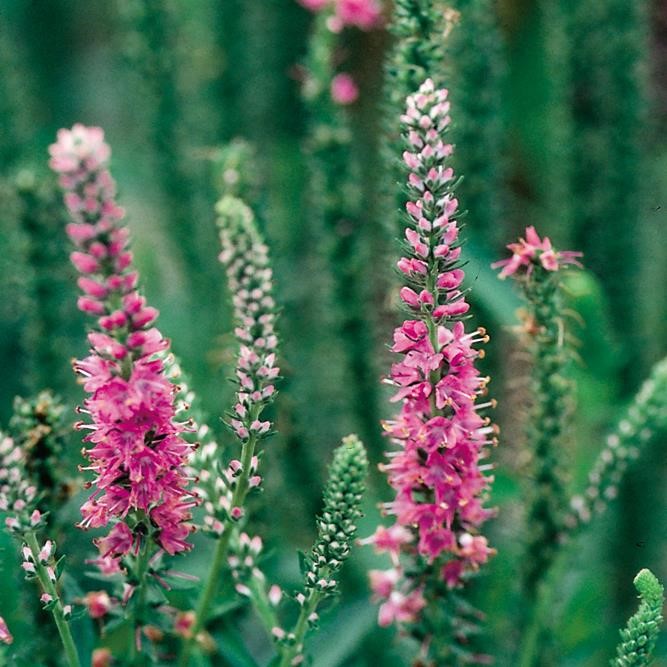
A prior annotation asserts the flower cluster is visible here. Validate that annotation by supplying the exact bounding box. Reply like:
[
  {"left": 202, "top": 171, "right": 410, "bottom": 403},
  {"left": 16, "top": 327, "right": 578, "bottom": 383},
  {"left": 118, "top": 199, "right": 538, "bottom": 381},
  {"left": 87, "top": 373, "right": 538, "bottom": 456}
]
[
  {"left": 48, "top": 124, "right": 196, "bottom": 559},
  {"left": 297, "top": 0, "right": 383, "bottom": 31},
  {"left": 216, "top": 196, "right": 279, "bottom": 460},
  {"left": 367, "top": 80, "right": 497, "bottom": 626},
  {"left": 493, "top": 225, "right": 582, "bottom": 279},
  {"left": 0, "top": 433, "right": 43, "bottom": 533}
]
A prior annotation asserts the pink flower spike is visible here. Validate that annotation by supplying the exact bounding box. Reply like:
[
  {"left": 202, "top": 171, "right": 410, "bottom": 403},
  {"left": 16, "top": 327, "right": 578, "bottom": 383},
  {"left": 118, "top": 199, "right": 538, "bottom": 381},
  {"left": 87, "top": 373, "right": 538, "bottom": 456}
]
[{"left": 366, "top": 79, "right": 497, "bottom": 624}]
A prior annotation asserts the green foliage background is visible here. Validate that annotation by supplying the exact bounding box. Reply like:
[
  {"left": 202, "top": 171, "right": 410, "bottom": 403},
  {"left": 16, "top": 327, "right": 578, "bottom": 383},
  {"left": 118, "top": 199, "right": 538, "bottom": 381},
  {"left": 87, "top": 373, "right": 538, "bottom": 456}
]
[{"left": 0, "top": 0, "right": 665, "bottom": 664}]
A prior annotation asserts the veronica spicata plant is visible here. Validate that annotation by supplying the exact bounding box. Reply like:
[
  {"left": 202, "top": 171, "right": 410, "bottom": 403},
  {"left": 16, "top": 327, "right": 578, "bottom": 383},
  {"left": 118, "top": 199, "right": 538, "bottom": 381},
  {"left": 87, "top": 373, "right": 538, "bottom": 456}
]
[
  {"left": 494, "top": 227, "right": 582, "bottom": 600},
  {"left": 178, "top": 194, "right": 280, "bottom": 664},
  {"left": 49, "top": 124, "right": 198, "bottom": 660},
  {"left": 364, "top": 79, "right": 497, "bottom": 663}
]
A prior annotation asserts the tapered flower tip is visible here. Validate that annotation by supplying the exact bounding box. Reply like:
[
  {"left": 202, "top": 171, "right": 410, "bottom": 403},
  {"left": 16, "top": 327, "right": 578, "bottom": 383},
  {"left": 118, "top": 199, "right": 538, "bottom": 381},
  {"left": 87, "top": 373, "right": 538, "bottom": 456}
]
[
  {"left": 492, "top": 226, "right": 582, "bottom": 278},
  {"left": 634, "top": 568, "right": 664, "bottom": 603},
  {"left": 0, "top": 616, "right": 12, "bottom": 645},
  {"left": 49, "top": 124, "right": 111, "bottom": 174}
]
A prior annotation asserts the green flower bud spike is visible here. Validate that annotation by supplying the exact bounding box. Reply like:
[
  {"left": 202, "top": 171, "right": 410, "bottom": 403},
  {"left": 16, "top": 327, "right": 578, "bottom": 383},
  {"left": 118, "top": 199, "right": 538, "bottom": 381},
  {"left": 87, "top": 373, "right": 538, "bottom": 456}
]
[
  {"left": 277, "top": 435, "right": 368, "bottom": 667},
  {"left": 611, "top": 569, "right": 664, "bottom": 667}
]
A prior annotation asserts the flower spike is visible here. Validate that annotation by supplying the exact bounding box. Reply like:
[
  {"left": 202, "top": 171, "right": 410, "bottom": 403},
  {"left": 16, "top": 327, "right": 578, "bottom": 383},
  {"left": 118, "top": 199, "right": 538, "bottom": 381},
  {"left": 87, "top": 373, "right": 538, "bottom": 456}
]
[{"left": 367, "top": 79, "right": 496, "bottom": 662}]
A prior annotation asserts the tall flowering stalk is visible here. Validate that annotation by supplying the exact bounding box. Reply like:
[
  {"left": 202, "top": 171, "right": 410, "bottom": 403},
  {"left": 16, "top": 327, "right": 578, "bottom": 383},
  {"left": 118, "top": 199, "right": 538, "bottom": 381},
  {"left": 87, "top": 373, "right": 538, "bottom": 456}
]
[
  {"left": 49, "top": 124, "right": 197, "bottom": 656},
  {"left": 0, "top": 433, "right": 80, "bottom": 667},
  {"left": 366, "top": 79, "right": 496, "bottom": 663},
  {"left": 179, "top": 195, "right": 279, "bottom": 665},
  {"left": 494, "top": 227, "right": 581, "bottom": 602}
]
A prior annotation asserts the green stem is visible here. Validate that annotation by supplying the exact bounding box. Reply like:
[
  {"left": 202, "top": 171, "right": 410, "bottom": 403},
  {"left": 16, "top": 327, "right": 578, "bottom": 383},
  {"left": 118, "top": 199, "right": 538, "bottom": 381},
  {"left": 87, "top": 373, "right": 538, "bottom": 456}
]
[
  {"left": 278, "top": 589, "right": 321, "bottom": 667},
  {"left": 128, "top": 536, "right": 151, "bottom": 665},
  {"left": 247, "top": 576, "right": 279, "bottom": 638},
  {"left": 24, "top": 531, "right": 81, "bottom": 667},
  {"left": 178, "top": 431, "right": 259, "bottom": 666}
]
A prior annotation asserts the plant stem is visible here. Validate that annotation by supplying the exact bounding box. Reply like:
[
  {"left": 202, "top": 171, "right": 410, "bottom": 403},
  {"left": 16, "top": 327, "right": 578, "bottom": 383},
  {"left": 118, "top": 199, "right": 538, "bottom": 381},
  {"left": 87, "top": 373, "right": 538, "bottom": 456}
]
[
  {"left": 278, "top": 589, "right": 322, "bottom": 667},
  {"left": 128, "top": 536, "right": 151, "bottom": 665},
  {"left": 24, "top": 531, "right": 81, "bottom": 667},
  {"left": 178, "top": 432, "right": 259, "bottom": 666},
  {"left": 247, "top": 575, "right": 279, "bottom": 638}
]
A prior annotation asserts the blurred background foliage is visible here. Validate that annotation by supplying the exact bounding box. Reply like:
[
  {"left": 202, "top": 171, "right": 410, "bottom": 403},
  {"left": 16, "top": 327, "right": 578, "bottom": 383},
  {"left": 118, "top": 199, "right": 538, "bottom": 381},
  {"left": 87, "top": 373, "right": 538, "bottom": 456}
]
[{"left": 0, "top": 0, "right": 665, "bottom": 664}]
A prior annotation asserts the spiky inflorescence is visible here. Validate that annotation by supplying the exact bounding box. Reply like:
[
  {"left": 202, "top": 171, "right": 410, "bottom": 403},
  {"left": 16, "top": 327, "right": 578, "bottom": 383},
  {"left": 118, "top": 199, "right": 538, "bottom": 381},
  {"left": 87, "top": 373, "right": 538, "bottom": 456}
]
[
  {"left": 382, "top": 1, "right": 458, "bottom": 232},
  {"left": 611, "top": 569, "right": 664, "bottom": 667},
  {"left": 0, "top": 432, "right": 43, "bottom": 535},
  {"left": 566, "top": 357, "right": 667, "bottom": 531},
  {"left": 494, "top": 227, "right": 581, "bottom": 599},
  {"left": 365, "top": 81, "right": 496, "bottom": 660},
  {"left": 277, "top": 435, "right": 368, "bottom": 667},
  {"left": 10, "top": 391, "right": 73, "bottom": 515},
  {"left": 216, "top": 195, "right": 279, "bottom": 455},
  {"left": 49, "top": 124, "right": 197, "bottom": 560}
]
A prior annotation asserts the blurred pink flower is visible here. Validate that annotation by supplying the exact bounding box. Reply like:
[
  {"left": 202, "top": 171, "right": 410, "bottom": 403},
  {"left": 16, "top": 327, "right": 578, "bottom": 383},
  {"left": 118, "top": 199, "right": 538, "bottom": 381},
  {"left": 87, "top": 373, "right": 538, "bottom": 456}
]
[
  {"left": 336, "top": 0, "right": 382, "bottom": 29},
  {"left": 331, "top": 73, "right": 359, "bottom": 105}
]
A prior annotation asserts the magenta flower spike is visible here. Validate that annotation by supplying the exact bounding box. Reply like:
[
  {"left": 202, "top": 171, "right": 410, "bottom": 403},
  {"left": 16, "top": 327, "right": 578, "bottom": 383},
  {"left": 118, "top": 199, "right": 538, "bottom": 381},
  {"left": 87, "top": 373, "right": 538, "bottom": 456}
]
[
  {"left": 366, "top": 79, "right": 497, "bottom": 631},
  {"left": 49, "top": 124, "right": 196, "bottom": 561}
]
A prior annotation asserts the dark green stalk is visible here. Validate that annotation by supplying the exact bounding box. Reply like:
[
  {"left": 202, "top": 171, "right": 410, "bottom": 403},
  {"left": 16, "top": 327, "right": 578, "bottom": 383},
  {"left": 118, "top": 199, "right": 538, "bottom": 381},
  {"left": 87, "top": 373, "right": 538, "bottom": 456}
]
[
  {"left": 568, "top": 0, "right": 650, "bottom": 377},
  {"left": 446, "top": 0, "right": 506, "bottom": 249},
  {"left": 520, "top": 267, "right": 573, "bottom": 601},
  {"left": 611, "top": 569, "right": 664, "bottom": 666},
  {"left": 302, "top": 12, "right": 382, "bottom": 455}
]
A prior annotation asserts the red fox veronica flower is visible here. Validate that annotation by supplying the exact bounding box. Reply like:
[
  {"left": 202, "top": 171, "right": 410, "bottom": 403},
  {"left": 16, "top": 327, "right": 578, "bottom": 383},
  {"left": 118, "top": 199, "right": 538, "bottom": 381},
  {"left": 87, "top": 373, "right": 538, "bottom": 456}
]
[
  {"left": 493, "top": 225, "right": 582, "bottom": 278},
  {"left": 367, "top": 80, "right": 497, "bottom": 625},
  {"left": 49, "top": 124, "right": 196, "bottom": 558}
]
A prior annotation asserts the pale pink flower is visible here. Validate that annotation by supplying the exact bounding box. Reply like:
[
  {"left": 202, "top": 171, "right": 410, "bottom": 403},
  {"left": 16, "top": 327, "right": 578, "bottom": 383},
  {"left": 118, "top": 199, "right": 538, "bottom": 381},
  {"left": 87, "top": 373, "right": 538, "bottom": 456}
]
[
  {"left": 493, "top": 225, "right": 582, "bottom": 278},
  {"left": 84, "top": 590, "right": 113, "bottom": 619},
  {"left": 377, "top": 590, "right": 426, "bottom": 627}
]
